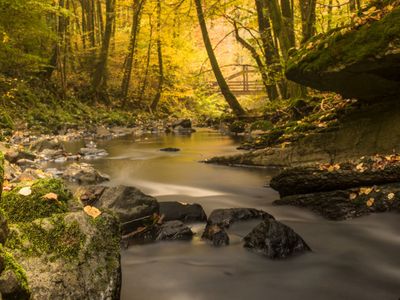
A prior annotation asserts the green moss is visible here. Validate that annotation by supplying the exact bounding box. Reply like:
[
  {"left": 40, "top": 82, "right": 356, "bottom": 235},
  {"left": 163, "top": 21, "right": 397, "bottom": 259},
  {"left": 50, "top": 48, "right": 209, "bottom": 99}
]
[
  {"left": 6, "top": 214, "right": 86, "bottom": 262},
  {"left": 1, "top": 178, "right": 71, "bottom": 223},
  {"left": 0, "top": 244, "right": 30, "bottom": 295},
  {"left": 229, "top": 121, "right": 246, "bottom": 134},
  {"left": 287, "top": 7, "right": 400, "bottom": 74},
  {"left": 250, "top": 120, "right": 273, "bottom": 131}
]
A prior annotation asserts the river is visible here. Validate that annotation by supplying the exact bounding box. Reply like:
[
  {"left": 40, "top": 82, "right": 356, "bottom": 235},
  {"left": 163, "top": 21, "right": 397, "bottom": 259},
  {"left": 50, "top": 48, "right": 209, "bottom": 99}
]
[{"left": 68, "top": 129, "right": 400, "bottom": 300}]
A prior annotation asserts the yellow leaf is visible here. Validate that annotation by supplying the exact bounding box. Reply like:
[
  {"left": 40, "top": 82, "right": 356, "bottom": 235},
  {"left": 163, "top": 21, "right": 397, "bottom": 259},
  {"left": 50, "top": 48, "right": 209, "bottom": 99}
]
[
  {"left": 356, "top": 163, "right": 366, "bottom": 172},
  {"left": 327, "top": 165, "right": 335, "bottom": 172},
  {"left": 360, "top": 187, "right": 373, "bottom": 195},
  {"left": 18, "top": 187, "right": 32, "bottom": 196},
  {"left": 366, "top": 198, "right": 375, "bottom": 207},
  {"left": 43, "top": 193, "right": 58, "bottom": 201},
  {"left": 84, "top": 206, "right": 102, "bottom": 219},
  {"left": 349, "top": 193, "right": 358, "bottom": 200},
  {"left": 387, "top": 192, "right": 395, "bottom": 201}
]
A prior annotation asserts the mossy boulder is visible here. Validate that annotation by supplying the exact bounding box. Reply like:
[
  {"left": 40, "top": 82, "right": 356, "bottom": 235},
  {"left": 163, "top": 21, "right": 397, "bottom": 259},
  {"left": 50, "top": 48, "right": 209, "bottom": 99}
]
[
  {"left": 286, "top": 5, "right": 400, "bottom": 100},
  {"left": 0, "top": 179, "right": 72, "bottom": 223}
]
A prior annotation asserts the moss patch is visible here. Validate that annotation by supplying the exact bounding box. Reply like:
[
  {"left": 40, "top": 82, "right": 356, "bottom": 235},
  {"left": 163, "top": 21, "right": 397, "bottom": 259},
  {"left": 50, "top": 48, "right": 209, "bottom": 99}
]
[{"left": 1, "top": 178, "right": 71, "bottom": 223}]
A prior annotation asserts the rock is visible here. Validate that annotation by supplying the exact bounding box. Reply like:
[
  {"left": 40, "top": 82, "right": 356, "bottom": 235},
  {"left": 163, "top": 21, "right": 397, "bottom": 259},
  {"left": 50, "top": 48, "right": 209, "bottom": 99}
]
[
  {"left": 201, "top": 225, "right": 229, "bottom": 246},
  {"left": 15, "top": 159, "right": 37, "bottom": 168},
  {"left": 270, "top": 163, "right": 400, "bottom": 197},
  {"left": 202, "top": 208, "right": 274, "bottom": 246},
  {"left": 5, "top": 211, "right": 121, "bottom": 299},
  {"left": 156, "top": 220, "right": 193, "bottom": 241},
  {"left": 77, "top": 185, "right": 107, "bottom": 206},
  {"left": 4, "top": 149, "right": 36, "bottom": 164},
  {"left": 79, "top": 147, "right": 108, "bottom": 159},
  {"left": 0, "top": 269, "right": 30, "bottom": 300},
  {"left": 274, "top": 182, "right": 400, "bottom": 220},
  {"left": 3, "top": 161, "right": 22, "bottom": 181},
  {"left": 173, "top": 119, "right": 192, "bottom": 129},
  {"left": 122, "top": 224, "right": 159, "bottom": 246},
  {"left": 159, "top": 201, "right": 207, "bottom": 222},
  {"left": 38, "top": 149, "right": 66, "bottom": 161},
  {"left": 94, "top": 185, "right": 159, "bottom": 234},
  {"left": 160, "top": 148, "right": 180, "bottom": 152},
  {"left": 244, "top": 219, "right": 311, "bottom": 259},
  {"left": 30, "top": 137, "right": 64, "bottom": 152},
  {"left": 286, "top": 6, "right": 400, "bottom": 101},
  {"left": 0, "top": 211, "right": 8, "bottom": 245},
  {"left": 12, "top": 168, "right": 53, "bottom": 183},
  {"left": 96, "top": 126, "right": 112, "bottom": 139},
  {"left": 62, "top": 163, "right": 109, "bottom": 185}
]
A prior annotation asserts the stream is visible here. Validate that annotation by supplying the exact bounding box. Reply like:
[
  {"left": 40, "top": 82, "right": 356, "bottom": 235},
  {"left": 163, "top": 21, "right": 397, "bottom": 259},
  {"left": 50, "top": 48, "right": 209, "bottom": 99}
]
[{"left": 67, "top": 129, "right": 400, "bottom": 300}]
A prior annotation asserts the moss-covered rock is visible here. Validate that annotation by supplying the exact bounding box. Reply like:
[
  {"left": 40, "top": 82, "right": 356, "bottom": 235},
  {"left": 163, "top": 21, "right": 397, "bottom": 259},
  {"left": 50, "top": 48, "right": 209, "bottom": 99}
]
[
  {"left": 1, "top": 179, "right": 72, "bottom": 223},
  {"left": 286, "top": 4, "right": 400, "bottom": 100}
]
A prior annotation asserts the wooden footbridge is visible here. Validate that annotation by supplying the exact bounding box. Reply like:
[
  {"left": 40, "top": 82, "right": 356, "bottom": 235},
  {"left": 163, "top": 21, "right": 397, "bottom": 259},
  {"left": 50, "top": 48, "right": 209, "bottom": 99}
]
[{"left": 207, "top": 64, "right": 266, "bottom": 95}]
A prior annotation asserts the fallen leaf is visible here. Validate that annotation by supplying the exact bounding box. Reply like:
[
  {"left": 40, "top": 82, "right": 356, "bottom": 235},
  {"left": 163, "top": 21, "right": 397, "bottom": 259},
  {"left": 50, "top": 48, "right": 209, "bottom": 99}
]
[
  {"left": 387, "top": 193, "right": 395, "bottom": 201},
  {"left": 349, "top": 193, "right": 358, "bottom": 200},
  {"left": 360, "top": 187, "right": 373, "bottom": 195},
  {"left": 18, "top": 186, "right": 32, "bottom": 196},
  {"left": 43, "top": 193, "right": 58, "bottom": 201},
  {"left": 84, "top": 206, "right": 102, "bottom": 219},
  {"left": 366, "top": 198, "right": 375, "bottom": 207}
]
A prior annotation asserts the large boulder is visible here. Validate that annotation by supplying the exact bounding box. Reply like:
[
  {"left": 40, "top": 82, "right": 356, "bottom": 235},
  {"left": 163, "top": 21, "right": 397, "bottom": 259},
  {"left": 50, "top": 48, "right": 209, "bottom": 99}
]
[
  {"left": 159, "top": 201, "right": 207, "bottom": 222},
  {"left": 286, "top": 4, "right": 400, "bottom": 101},
  {"left": 244, "top": 219, "right": 311, "bottom": 259},
  {"left": 93, "top": 185, "right": 160, "bottom": 234},
  {"left": 4, "top": 148, "right": 36, "bottom": 164},
  {"left": 62, "top": 163, "right": 110, "bottom": 185},
  {"left": 202, "top": 208, "right": 274, "bottom": 246}
]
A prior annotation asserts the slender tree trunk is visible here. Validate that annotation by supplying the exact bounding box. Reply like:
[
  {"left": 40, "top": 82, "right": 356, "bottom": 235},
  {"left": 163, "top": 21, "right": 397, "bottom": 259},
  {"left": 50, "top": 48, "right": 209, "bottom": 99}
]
[
  {"left": 150, "top": 0, "right": 163, "bottom": 112},
  {"left": 194, "top": 0, "right": 245, "bottom": 116},
  {"left": 92, "top": 0, "right": 116, "bottom": 102},
  {"left": 120, "top": 0, "right": 146, "bottom": 102},
  {"left": 139, "top": 15, "right": 153, "bottom": 102},
  {"left": 280, "top": 0, "right": 295, "bottom": 46},
  {"left": 300, "top": 0, "right": 317, "bottom": 43}
]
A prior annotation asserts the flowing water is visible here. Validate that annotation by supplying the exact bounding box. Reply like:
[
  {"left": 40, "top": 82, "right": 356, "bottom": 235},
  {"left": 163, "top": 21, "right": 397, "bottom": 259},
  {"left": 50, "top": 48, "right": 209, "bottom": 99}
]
[{"left": 68, "top": 129, "right": 400, "bottom": 300}]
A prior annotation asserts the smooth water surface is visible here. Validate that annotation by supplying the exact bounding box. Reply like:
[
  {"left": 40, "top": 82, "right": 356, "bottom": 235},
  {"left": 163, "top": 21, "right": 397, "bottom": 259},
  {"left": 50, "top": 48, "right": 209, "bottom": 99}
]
[{"left": 69, "top": 129, "right": 400, "bottom": 300}]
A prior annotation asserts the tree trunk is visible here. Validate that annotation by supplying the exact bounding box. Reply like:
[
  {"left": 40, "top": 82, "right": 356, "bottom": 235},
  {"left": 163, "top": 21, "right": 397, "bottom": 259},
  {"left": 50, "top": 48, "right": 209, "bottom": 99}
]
[
  {"left": 150, "top": 0, "right": 164, "bottom": 112},
  {"left": 92, "top": 0, "right": 116, "bottom": 102},
  {"left": 300, "top": 0, "right": 317, "bottom": 43},
  {"left": 120, "top": 0, "right": 146, "bottom": 102},
  {"left": 139, "top": 15, "right": 153, "bottom": 103},
  {"left": 194, "top": 0, "right": 245, "bottom": 116}
]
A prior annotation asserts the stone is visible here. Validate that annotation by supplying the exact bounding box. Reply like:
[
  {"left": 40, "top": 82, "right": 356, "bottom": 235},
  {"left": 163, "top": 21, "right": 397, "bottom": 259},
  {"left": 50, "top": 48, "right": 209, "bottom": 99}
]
[
  {"left": 244, "top": 219, "right": 311, "bottom": 259},
  {"left": 160, "top": 148, "right": 180, "bottom": 152},
  {"left": 79, "top": 147, "right": 108, "bottom": 158},
  {"left": 286, "top": 7, "right": 400, "bottom": 101},
  {"left": 77, "top": 185, "right": 107, "bottom": 206},
  {"left": 62, "top": 163, "right": 109, "bottom": 185},
  {"left": 38, "top": 149, "right": 66, "bottom": 161},
  {"left": 159, "top": 201, "right": 207, "bottom": 222},
  {"left": 202, "top": 208, "right": 273, "bottom": 246},
  {"left": 12, "top": 168, "right": 53, "bottom": 183},
  {"left": 156, "top": 220, "right": 193, "bottom": 241},
  {"left": 94, "top": 185, "right": 159, "bottom": 234},
  {"left": 5, "top": 148, "right": 36, "bottom": 164},
  {"left": 172, "top": 119, "right": 192, "bottom": 129},
  {"left": 30, "top": 137, "right": 64, "bottom": 152},
  {"left": 15, "top": 159, "right": 37, "bottom": 168},
  {"left": 0, "top": 210, "right": 8, "bottom": 245},
  {"left": 0, "top": 270, "right": 30, "bottom": 300}
]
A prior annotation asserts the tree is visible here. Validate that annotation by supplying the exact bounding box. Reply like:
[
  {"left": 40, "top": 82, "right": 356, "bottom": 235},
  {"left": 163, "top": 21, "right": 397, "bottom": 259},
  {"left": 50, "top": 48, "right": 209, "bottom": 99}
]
[{"left": 194, "top": 0, "right": 245, "bottom": 116}]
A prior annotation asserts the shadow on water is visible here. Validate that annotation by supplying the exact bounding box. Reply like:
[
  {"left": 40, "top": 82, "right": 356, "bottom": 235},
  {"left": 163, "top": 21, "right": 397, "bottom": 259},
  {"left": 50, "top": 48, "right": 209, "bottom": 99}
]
[{"left": 67, "top": 129, "right": 400, "bottom": 300}]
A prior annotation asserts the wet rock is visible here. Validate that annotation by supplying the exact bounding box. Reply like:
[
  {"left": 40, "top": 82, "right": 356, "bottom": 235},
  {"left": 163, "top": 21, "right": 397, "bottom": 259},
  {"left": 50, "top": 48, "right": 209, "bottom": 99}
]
[
  {"left": 15, "top": 158, "right": 37, "bottom": 168},
  {"left": 244, "top": 219, "right": 311, "bottom": 259},
  {"left": 0, "top": 270, "right": 30, "bottom": 300},
  {"left": 30, "top": 137, "right": 64, "bottom": 152},
  {"left": 38, "top": 149, "right": 66, "bottom": 161},
  {"left": 79, "top": 147, "right": 108, "bottom": 159},
  {"left": 159, "top": 201, "right": 207, "bottom": 222},
  {"left": 62, "top": 163, "right": 109, "bottom": 185},
  {"left": 96, "top": 126, "right": 112, "bottom": 139},
  {"left": 77, "top": 185, "right": 107, "bottom": 206},
  {"left": 270, "top": 164, "right": 400, "bottom": 197},
  {"left": 274, "top": 183, "right": 400, "bottom": 220},
  {"left": 172, "top": 119, "right": 195, "bottom": 134},
  {"left": 202, "top": 208, "right": 274, "bottom": 246},
  {"left": 156, "top": 220, "right": 193, "bottom": 241},
  {"left": 202, "top": 225, "right": 229, "bottom": 246},
  {"left": 160, "top": 147, "right": 180, "bottom": 152},
  {"left": 94, "top": 185, "right": 159, "bottom": 234},
  {"left": 12, "top": 168, "right": 53, "bottom": 183},
  {"left": 5, "top": 148, "right": 36, "bottom": 164}
]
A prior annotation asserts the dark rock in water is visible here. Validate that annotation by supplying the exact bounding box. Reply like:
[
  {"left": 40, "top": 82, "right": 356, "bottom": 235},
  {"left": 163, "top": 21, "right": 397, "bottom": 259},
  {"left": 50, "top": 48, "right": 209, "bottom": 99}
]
[
  {"left": 5, "top": 148, "right": 36, "bottom": 164},
  {"left": 79, "top": 147, "right": 108, "bottom": 158},
  {"left": 202, "top": 208, "right": 274, "bottom": 246},
  {"left": 274, "top": 183, "right": 400, "bottom": 220},
  {"left": 122, "top": 224, "right": 159, "bottom": 247},
  {"left": 270, "top": 164, "right": 400, "bottom": 197},
  {"left": 156, "top": 220, "right": 193, "bottom": 241},
  {"left": 202, "top": 225, "right": 229, "bottom": 247},
  {"left": 286, "top": 7, "right": 400, "bottom": 101},
  {"left": 0, "top": 270, "right": 30, "bottom": 300},
  {"left": 159, "top": 201, "right": 207, "bottom": 222},
  {"left": 160, "top": 147, "right": 180, "bottom": 152},
  {"left": 94, "top": 185, "right": 159, "bottom": 234},
  {"left": 30, "top": 137, "right": 64, "bottom": 152},
  {"left": 173, "top": 119, "right": 192, "bottom": 129},
  {"left": 62, "top": 163, "right": 109, "bottom": 185},
  {"left": 244, "top": 219, "right": 311, "bottom": 259}
]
